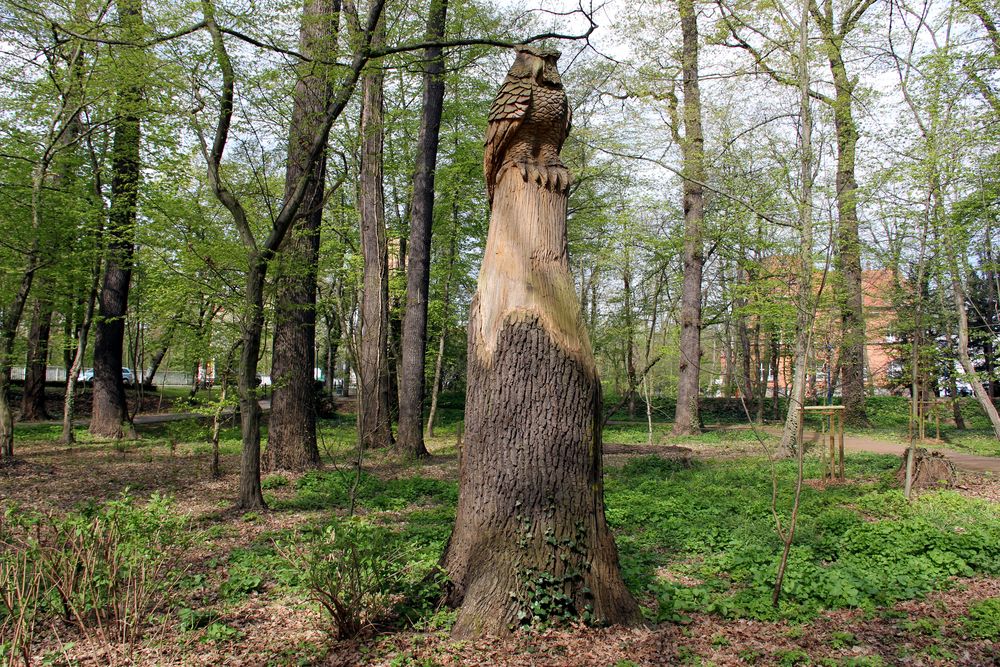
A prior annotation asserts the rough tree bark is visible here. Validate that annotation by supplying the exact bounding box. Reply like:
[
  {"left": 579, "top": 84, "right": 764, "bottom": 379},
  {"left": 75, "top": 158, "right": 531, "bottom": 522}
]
[
  {"left": 265, "top": 0, "right": 338, "bottom": 472},
  {"left": 672, "top": 0, "right": 706, "bottom": 436},
  {"left": 90, "top": 0, "right": 144, "bottom": 440},
  {"left": 443, "top": 46, "right": 638, "bottom": 637},
  {"left": 397, "top": 0, "right": 448, "bottom": 457},
  {"left": 357, "top": 15, "right": 394, "bottom": 450}
]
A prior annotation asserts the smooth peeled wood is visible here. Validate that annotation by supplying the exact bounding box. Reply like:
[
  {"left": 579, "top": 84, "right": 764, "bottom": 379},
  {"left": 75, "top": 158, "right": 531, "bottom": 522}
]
[{"left": 443, "top": 160, "right": 639, "bottom": 636}]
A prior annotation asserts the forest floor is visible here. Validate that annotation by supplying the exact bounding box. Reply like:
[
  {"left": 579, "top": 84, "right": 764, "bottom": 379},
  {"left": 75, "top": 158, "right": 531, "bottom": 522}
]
[{"left": 2, "top": 407, "right": 1000, "bottom": 666}]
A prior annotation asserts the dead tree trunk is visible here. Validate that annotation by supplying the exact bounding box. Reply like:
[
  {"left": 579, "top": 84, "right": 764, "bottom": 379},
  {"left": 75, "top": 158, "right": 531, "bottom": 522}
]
[
  {"left": 672, "top": 0, "right": 705, "bottom": 436},
  {"left": 357, "top": 16, "right": 394, "bottom": 450},
  {"left": 443, "top": 46, "right": 638, "bottom": 637},
  {"left": 397, "top": 0, "right": 448, "bottom": 457},
  {"left": 265, "top": 0, "right": 339, "bottom": 472}
]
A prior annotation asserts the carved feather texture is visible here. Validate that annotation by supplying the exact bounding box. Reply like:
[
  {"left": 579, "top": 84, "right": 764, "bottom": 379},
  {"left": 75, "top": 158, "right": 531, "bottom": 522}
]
[{"left": 484, "top": 48, "right": 571, "bottom": 205}]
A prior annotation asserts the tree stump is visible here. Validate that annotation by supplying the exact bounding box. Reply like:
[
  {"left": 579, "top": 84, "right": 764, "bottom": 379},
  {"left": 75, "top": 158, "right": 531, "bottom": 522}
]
[{"left": 896, "top": 448, "right": 957, "bottom": 490}]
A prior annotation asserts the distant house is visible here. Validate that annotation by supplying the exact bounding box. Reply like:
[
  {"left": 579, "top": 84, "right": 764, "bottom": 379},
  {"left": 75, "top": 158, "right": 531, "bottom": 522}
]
[{"left": 718, "top": 268, "right": 906, "bottom": 399}]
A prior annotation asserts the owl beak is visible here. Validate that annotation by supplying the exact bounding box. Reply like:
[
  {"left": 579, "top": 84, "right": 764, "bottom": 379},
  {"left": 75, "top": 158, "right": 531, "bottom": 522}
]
[{"left": 532, "top": 58, "right": 545, "bottom": 81}]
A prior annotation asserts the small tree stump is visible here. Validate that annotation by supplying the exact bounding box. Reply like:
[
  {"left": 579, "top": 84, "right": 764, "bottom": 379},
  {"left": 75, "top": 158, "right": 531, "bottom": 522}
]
[{"left": 896, "top": 448, "right": 957, "bottom": 490}]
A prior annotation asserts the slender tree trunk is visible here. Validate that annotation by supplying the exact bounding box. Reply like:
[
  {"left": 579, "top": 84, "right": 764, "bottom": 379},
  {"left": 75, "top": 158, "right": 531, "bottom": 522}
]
[
  {"left": 426, "top": 209, "right": 458, "bottom": 439},
  {"left": 357, "top": 16, "right": 393, "bottom": 449},
  {"left": 20, "top": 297, "right": 53, "bottom": 421},
  {"left": 90, "top": 0, "right": 144, "bottom": 440},
  {"left": 952, "top": 269, "right": 1000, "bottom": 439},
  {"left": 623, "top": 260, "right": 638, "bottom": 418},
  {"left": 817, "top": 9, "right": 868, "bottom": 427},
  {"left": 265, "top": 0, "right": 338, "bottom": 472},
  {"left": 62, "top": 251, "right": 102, "bottom": 444},
  {"left": 672, "top": 0, "right": 705, "bottom": 436},
  {"left": 237, "top": 255, "right": 268, "bottom": 508},
  {"left": 143, "top": 341, "right": 169, "bottom": 387},
  {"left": 397, "top": 0, "right": 448, "bottom": 457},
  {"left": 771, "top": 334, "right": 781, "bottom": 421},
  {"left": 779, "top": 8, "right": 815, "bottom": 457}
]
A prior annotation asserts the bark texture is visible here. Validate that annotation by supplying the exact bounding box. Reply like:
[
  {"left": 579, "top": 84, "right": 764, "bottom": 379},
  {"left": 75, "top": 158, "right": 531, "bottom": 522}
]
[
  {"left": 265, "top": 0, "right": 338, "bottom": 472},
  {"left": 812, "top": 0, "right": 870, "bottom": 427},
  {"left": 673, "top": 0, "right": 705, "bottom": 436},
  {"left": 357, "top": 17, "right": 394, "bottom": 450},
  {"left": 397, "top": 0, "right": 448, "bottom": 457},
  {"left": 444, "top": 53, "right": 638, "bottom": 633},
  {"left": 90, "top": 0, "right": 144, "bottom": 439}
]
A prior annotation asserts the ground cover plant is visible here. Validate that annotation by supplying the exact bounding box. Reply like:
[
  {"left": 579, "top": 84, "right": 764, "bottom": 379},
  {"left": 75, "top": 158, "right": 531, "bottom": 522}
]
[{"left": 2, "top": 409, "right": 999, "bottom": 665}]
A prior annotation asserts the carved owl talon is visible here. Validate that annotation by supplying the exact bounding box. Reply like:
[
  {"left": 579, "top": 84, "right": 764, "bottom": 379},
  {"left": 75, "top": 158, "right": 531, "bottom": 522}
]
[{"left": 483, "top": 46, "right": 572, "bottom": 205}]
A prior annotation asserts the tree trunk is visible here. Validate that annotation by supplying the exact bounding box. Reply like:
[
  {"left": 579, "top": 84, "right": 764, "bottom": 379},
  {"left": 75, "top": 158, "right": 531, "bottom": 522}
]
[
  {"left": 237, "top": 255, "right": 268, "bottom": 509},
  {"left": 426, "top": 206, "right": 459, "bottom": 440},
  {"left": 952, "top": 271, "right": 1000, "bottom": 439},
  {"left": 778, "top": 6, "right": 815, "bottom": 458},
  {"left": 819, "top": 13, "right": 868, "bottom": 427},
  {"left": 623, "top": 260, "right": 638, "bottom": 419},
  {"left": 62, "top": 271, "right": 99, "bottom": 444},
  {"left": 446, "top": 165, "right": 638, "bottom": 637},
  {"left": 357, "top": 17, "right": 394, "bottom": 450},
  {"left": 444, "top": 50, "right": 638, "bottom": 635},
  {"left": 90, "top": 0, "right": 144, "bottom": 440},
  {"left": 265, "top": 0, "right": 338, "bottom": 472},
  {"left": 672, "top": 0, "right": 705, "bottom": 436},
  {"left": 20, "top": 296, "right": 53, "bottom": 421},
  {"left": 397, "top": 0, "right": 448, "bottom": 457}
]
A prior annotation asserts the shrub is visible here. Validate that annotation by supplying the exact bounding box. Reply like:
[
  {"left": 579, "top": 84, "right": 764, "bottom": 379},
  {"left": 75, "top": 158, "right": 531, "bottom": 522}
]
[
  {"left": 277, "top": 518, "right": 414, "bottom": 639},
  {"left": 0, "top": 494, "right": 189, "bottom": 664}
]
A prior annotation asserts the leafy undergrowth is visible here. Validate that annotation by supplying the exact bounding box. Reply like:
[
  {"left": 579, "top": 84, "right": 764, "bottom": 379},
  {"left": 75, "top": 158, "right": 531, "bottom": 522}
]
[
  {"left": 2, "top": 415, "right": 1000, "bottom": 665},
  {"left": 606, "top": 454, "right": 1000, "bottom": 623}
]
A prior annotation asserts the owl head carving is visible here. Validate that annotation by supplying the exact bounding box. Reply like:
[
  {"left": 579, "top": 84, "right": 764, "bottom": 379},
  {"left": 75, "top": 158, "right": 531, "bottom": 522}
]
[{"left": 510, "top": 45, "right": 563, "bottom": 87}]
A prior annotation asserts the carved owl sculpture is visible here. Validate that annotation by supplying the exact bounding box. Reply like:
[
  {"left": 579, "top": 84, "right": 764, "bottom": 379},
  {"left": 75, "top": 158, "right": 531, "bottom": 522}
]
[{"left": 484, "top": 45, "right": 572, "bottom": 205}]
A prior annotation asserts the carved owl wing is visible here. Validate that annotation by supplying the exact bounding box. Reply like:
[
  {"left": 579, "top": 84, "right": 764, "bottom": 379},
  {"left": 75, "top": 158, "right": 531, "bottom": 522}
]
[{"left": 483, "top": 74, "right": 532, "bottom": 204}]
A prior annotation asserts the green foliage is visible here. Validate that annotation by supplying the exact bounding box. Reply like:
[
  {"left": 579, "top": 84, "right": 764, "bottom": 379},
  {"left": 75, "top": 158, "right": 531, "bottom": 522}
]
[
  {"left": 276, "top": 518, "right": 435, "bottom": 639},
  {"left": 605, "top": 454, "right": 1000, "bottom": 622},
  {"left": 279, "top": 470, "right": 457, "bottom": 512},
  {"left": 0, "top": 494, "right": 188, "bottom": 658},
  {"left": 261, "top": 475, "right": 290, "bottom": 489},
  {"left": 962, "top": 597, "right": 1000, "bottom": 639}
]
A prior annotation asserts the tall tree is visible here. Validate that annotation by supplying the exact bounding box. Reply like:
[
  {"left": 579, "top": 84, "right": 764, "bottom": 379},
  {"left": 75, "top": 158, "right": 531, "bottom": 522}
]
[
  {"left": 90, "top": 0, "right": 145, "bottom": 439},
  {"left": 357, "top": 14, "right": 394, "bottom": 450},
  {"left": 264, "top": 0, "right": 340, "bottom": 472},
  {"left": 673, "top": 0, "right": 706, "bottom": 435},
  {"left": 720, "top": 0, "right": 877, "bottom": 426},
  {"left": 197, "top": 0, "right": 387, "bottom": 508},
  {"left": 779, "top": 0, "right": 817, "bottom": 456},
  {"left": 397, "top": 0, "right": 449, "bottom": 457}
]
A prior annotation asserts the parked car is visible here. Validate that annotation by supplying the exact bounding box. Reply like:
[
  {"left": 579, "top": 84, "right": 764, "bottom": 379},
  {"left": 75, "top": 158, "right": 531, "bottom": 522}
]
[{"left": 78, "top": 367, "right": 136, "bottom": 386}]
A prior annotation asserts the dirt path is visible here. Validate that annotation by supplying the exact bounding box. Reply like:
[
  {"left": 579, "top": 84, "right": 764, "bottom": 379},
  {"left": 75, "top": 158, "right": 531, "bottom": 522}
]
[{"left": 798, "top": 428, "right": 1000, "bottom": 474}]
